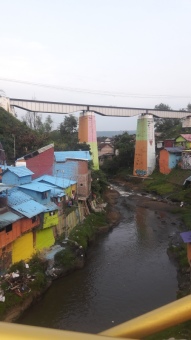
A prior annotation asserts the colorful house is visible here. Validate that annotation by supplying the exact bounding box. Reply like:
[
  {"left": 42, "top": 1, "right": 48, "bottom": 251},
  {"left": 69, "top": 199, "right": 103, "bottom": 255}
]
[
  {"left": 15, "top": 144, "right": 54, "bottom": 179},
  {"left": 7, "top": 188, "right": 46, "bottom": 263},
  {"left": 159, "top": 147, "right": 183, "bottom": 174},
  {"left": 175, "top": 134, "right": 191, "bottom": 149},
  {"left": 2, "top": 166, "right": 33, "bottom": 186},
  {"left": 18, "top": 182, "right": 52, "bottom": 205},
  {"left": 54, "top": 151, "right": 91, "bottom": 198},
  {"left": 0, "top": 210, "right": 21, "bottom": 269},
  {"left": 36, "top": 174, "right": 77, "bottom": 201}
]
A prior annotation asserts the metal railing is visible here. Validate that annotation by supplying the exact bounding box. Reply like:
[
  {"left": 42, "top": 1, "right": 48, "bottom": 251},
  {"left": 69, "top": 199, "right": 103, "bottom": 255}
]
[{"left": 1, "top": 295, "right": 191, "bottom": 339}]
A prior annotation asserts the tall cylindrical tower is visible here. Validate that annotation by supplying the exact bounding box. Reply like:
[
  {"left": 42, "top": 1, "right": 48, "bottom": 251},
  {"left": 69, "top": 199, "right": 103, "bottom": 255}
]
[
  {"left": 133, "top": 114, "right": 155, "bottom": 176},
  {"left": 78, "top": 111, "right": 99, "bottom": 170}
]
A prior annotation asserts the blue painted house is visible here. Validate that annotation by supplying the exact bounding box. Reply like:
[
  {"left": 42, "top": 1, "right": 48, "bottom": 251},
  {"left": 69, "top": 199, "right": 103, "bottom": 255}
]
[
  {"left": 54, "top": 151, "right": 91, "bottom": 180},
  {"left": 2, "top": 166, "right": 34, "bottom": 185},
  {"left": 35, "top": 175, "right": 77, "bottom": 198},
  {"left": 18, "top": 182, "right": 52, "bottom": 205}
]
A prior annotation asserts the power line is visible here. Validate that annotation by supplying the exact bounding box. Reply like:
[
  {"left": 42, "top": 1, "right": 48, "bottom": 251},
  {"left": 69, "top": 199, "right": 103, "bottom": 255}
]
[{"left": 0, "top": 77, "right": 191, "bottom": 100}]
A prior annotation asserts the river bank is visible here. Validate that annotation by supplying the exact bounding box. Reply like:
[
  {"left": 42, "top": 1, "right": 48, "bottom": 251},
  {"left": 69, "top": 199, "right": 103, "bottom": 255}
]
[
  {"left": 16, "top": 182, "right": 184, "bottom": 338},
  {"left": 1, "top": 181, "right": 190, "bottom": 339},
  {"left": 0, "top": 190, "right": 121, "bottom": 323}
]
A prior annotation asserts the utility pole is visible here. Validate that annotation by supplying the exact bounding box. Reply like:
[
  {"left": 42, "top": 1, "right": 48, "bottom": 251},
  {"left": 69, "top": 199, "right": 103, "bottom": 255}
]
[{"left": 12, "top": 134, "right": 16, "bottom": 159}]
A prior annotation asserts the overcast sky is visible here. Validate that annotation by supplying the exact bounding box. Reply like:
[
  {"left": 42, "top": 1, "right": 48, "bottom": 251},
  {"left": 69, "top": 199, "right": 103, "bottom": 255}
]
[{"left": 0, "top": 0, "right": 191, "bottom": 131}]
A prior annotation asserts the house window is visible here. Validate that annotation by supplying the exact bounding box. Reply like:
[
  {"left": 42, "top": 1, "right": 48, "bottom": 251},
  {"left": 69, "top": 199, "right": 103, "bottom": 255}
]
[
  {"left": 32, "top": 216, "right": 37, "bottom": 223},
  {"left": 42, "top": 191, "right": 48, "bottom": 199},
  {"left": 6, "top": 224, "right": 12, "bottom": 233},
  {"left": 49, "top": 211, "right": 55, "bottom": 216}
]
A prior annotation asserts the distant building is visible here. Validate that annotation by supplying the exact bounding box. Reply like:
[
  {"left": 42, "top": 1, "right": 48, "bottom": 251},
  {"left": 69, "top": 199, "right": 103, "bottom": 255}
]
[
  {"left": 175, "top": 134, "right": 191, "bottom": 149},
  {"left": 164, "top": 139, "right": 175, "bottom": 148},
  {"left": 98, "top": 141, "right": 114, "bottom": 165}
]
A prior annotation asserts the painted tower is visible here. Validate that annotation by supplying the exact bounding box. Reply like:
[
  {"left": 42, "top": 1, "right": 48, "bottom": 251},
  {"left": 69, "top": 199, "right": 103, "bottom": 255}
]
[
  {"left": 78, "top": 111, "right": 99, "bottom": 170},
  {"left": 133, "top": 114, "right": 155, "bottom": 176}
]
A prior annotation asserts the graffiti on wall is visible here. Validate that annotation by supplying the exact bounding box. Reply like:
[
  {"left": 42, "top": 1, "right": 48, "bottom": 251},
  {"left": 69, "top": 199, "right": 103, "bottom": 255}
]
[
  {"left": 182, "top": 153, "right": 191, "bottom": 169},
  {"left": 135, "top": 169, "right": 147, "bottom": 176}
]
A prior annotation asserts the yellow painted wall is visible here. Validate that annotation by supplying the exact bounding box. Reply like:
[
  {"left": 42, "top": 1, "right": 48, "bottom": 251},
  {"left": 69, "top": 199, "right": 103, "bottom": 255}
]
[
  {"left": 12, "top": 232, "right": 34, "bottom": 264},
  {"left": 36, "top": 228, "right": 55, "bottom": 251},
  {"left": 65, "top": 184, "right": 77, "bottom": 197},
  {"left": 43, "top": 211, "right": 59, "bottom": 229}
]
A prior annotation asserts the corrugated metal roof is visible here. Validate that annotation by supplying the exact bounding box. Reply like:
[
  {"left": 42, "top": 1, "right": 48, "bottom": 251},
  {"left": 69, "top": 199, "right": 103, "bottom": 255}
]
[
  {"left": 164, "top": 147, "right": 184, "bottom": 153},
  {"left": 54, "top": 151, "right": 91, "bottom": 162},
  {"left": 33, "top": 181, "right": 65, "bottom": 197},
  {"left": 2, "top": 166, "right": 34, "bottom": 177},
  {"left": 0, "top": 165, "right": 7, "bottom": 170},
  {"left": 43, "top": 202, "right": 59, "bottom": 212},
  {"left": 180, "top": 134, "right": 191, "bottom": 142},
  {"left": 8, "top": 188, "right": 32, "bottom": 206},
  {"left": 11, "top": 200, "right": 45, "bottom": 218},
  {"left": 36, "top": 175, "right": 76, "bottom": 189},
  {"left": 0, "top": 183, "right": 13, "bottom": 193},
  {"left": 19, "top": 182, "right": 52, "bottom": 193},
  {"left": 0, "top": 211, "right": 21, "bottom": 229}
]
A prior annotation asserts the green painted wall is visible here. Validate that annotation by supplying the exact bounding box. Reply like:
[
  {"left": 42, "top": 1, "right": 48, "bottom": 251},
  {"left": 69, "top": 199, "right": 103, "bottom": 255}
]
[
  {"left": 135, "top": 118, "right": 148, "bottom": 141},
  {"left": 89, "top": 142, "right": 99, "bottom": 169}
]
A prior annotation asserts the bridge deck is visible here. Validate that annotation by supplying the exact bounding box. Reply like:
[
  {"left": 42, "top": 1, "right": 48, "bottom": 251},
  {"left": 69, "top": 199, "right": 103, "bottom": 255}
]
[{"left": 10, "top": 98, "right": 191, "bottom": 118}]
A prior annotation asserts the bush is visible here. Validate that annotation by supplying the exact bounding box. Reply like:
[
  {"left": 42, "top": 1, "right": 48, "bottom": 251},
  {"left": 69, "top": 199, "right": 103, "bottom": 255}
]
[{"left": 54, "top": 248, "right": 76, "bottom": 268}]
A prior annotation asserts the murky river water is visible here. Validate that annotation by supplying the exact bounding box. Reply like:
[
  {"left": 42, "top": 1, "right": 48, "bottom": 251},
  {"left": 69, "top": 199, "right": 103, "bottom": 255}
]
[{"left": 17, "top": 186, "right": 179, "bottom": 334}]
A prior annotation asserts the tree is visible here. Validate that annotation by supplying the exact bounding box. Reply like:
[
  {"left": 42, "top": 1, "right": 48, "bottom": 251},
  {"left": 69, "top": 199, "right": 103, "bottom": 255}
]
[
  {"left": 101, "top": 132, "right": 135, "bottom": 175},
  {"left": 154, "top": 104, "right": 181, "bottom": 139},
  {"left": 44, "top": 115, "right": 53, "bottom": 133},
  {"left": 59, "top": 114, "right": 78, "bottom": 149},
  {"left": 114, "top": 132, "right": 135, "bottom": 167},
  {"left": 60, "top": 115, "right": 78, "bottom": 135},
  {"left": 154, "top": 103, "right": 171, "bottom": 111},
  {"left": 22, "top": 112, "right": 53, "bottom": 134},
  {"left": 22, "top": 111, "right": 44, "bottom": 131}
]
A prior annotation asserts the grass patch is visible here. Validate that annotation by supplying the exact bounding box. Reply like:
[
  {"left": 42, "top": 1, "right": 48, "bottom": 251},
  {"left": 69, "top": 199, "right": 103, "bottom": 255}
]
[
  {"left": 179, "top": 208, "right": 191, "bottom": 230},
  {"left": 54, "top": 247, "right": 76, "bottom": 269},
  {"left": 169, "top": 244, "right": 188, "bottom": 268},
  {"left": 69, "top": 212, "right": 108, "bottom": 250}
]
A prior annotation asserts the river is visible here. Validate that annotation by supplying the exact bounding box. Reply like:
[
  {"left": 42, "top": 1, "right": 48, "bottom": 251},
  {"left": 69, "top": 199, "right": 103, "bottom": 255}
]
[{"left": 17, "top": 185, "right": 180, "bottom": 334}]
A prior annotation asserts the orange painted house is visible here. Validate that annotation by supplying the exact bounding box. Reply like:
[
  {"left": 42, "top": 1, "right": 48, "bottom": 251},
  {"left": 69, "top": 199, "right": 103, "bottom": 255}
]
[
  {"left": 0, "top": 211, "right": 21, "bottom": 249},
  {"left": 159, "top": 147, "right": 183, "bottom": 174}
]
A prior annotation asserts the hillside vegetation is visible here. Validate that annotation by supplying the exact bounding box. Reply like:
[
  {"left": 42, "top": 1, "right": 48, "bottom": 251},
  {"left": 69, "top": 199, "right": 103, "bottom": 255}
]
[{"left": 0, "top": 108, "right": 46, "bottom": 163}]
